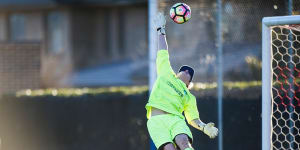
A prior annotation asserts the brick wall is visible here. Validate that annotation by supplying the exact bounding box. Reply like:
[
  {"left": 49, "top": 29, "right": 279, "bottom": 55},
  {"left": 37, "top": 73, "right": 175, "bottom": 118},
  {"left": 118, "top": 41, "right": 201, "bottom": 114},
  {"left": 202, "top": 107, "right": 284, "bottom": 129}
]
[{"left": 0, "top": 43, "right": 41, "bottom": 94}]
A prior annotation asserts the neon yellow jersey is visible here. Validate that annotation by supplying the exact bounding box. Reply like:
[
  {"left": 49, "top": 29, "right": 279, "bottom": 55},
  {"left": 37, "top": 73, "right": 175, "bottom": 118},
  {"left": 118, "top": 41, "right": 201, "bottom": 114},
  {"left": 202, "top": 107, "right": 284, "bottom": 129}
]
[{"left": 145, "top": 50, "right": 199, "bottom": 124}]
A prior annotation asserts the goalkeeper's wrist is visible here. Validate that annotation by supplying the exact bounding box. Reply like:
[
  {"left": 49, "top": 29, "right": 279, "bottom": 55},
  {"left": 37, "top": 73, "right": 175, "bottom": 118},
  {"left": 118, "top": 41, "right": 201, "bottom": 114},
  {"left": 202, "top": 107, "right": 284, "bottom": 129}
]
[
  {"left": 157, "top": 27, "right": 166, "bottom": 35},
  {"left": 197, "top": 122, "right": 206, "bottom": 131}
]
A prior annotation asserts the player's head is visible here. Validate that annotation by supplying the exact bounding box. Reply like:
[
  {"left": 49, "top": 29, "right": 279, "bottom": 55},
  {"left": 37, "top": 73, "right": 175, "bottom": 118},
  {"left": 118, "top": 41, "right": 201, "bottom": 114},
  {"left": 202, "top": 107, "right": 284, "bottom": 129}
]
[{"left": 177, "top": 65, "right": 194, "bottom": 87}]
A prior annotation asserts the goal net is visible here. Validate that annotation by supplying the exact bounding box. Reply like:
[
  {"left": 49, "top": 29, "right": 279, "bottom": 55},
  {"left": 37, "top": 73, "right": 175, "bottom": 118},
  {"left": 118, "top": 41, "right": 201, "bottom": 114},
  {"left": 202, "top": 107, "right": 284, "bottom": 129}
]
[{"left": 262, "top": 15, "right": 300, "bottom": 150}]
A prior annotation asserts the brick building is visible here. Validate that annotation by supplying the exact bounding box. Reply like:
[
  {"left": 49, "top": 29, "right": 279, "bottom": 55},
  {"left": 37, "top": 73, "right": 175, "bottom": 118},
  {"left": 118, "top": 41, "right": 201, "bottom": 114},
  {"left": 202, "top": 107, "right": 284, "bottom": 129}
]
[
  {"left": 1, "top": 0, "right": 299, "bottom": 94},
  {"left": 0, "top": 0, "right": 148, "bottom": 94}
]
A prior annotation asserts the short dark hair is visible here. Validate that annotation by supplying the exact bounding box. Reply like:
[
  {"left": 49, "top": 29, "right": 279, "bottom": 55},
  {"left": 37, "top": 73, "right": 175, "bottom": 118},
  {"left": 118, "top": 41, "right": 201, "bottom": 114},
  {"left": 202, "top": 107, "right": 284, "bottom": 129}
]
[{"left": 178, "top": 65, "right": 194, "bottom": 82}]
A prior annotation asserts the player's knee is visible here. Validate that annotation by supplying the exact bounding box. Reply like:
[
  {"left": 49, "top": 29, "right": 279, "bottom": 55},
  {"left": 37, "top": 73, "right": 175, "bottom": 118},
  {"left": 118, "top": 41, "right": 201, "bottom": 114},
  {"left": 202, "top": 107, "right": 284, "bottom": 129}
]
[
  {"left": 162, "top": 142, "right": 176, "bottom": 150},
  {"left": 174, "top": 134, "right": 191, "bottom": 149}
]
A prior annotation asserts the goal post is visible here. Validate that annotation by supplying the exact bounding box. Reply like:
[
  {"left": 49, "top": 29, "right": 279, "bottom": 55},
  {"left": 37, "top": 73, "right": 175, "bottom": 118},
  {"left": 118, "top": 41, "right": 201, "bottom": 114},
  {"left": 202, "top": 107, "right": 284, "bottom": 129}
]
[{"left": 262, "top": 15, "right": 300, "bottom": 150}]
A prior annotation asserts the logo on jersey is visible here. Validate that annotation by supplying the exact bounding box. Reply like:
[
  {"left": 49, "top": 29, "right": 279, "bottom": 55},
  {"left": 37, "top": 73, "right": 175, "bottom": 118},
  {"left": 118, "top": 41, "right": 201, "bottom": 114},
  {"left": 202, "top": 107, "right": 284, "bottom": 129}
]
[{"left": 166, "top": 81, "right": 186, "bottom": 97}]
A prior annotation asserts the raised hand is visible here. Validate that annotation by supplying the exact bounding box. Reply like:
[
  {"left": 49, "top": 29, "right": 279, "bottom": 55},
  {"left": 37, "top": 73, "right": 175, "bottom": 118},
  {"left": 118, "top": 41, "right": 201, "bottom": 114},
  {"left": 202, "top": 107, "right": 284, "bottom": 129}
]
[{"left": 154, "top": 12, "right": 166, "bottom": 35}]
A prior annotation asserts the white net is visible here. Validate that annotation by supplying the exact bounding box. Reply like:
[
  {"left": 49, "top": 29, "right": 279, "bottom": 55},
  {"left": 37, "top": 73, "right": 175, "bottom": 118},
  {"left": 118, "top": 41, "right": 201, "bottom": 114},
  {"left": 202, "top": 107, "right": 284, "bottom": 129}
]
[{"left": 271, "top": 25, "right": 300, "bottom": 149}]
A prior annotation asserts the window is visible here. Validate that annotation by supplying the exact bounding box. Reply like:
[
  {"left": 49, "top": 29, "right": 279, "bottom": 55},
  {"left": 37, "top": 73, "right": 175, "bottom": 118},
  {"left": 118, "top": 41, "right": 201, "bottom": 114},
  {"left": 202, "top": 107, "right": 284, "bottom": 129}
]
[
  {"left": 10, "top": 14, "right": 25, "bottom": 41},
  {"left": 9, "top": 13, "right": 42, "bottom": 41},
  {"left": 47, "top": 11, "right": 68, "bottom": 53},
  {"left": 0, "top": 13, "right": 7, "bottom": 41}
]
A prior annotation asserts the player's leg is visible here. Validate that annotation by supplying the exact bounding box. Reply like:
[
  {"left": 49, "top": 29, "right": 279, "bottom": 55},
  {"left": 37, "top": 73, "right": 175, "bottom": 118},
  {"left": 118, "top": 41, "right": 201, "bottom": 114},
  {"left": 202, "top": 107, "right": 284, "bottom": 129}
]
[
  {"left": 169, "top": 115, "right": 194, "bottom": 150},
  {"left": 174, "top": 134, "right": 194, "bottom": 150}
]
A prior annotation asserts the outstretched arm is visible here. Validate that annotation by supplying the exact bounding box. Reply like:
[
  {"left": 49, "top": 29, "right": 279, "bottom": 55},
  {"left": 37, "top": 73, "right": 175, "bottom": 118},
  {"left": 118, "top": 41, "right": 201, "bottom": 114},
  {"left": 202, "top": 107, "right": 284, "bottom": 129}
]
[
  {"left": 154, "top": 12, "right": 175, "bottom": 76},
  {"left": 184, "top": 95, "right": 218, "bottom": 139}
]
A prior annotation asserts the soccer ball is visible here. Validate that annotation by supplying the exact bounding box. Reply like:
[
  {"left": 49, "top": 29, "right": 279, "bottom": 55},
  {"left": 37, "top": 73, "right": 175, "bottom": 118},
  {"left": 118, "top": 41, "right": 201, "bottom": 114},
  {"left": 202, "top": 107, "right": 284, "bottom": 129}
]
[{"left": 170, "top": 3, "right": 191, "bottom": 24}]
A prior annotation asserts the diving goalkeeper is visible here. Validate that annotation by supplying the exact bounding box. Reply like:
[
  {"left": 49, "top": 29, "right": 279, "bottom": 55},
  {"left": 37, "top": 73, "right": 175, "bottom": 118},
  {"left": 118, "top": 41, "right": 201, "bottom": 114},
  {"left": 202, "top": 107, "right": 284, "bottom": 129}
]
[{"left": 146, "top": 13, "right": 218, "bottom": 150}]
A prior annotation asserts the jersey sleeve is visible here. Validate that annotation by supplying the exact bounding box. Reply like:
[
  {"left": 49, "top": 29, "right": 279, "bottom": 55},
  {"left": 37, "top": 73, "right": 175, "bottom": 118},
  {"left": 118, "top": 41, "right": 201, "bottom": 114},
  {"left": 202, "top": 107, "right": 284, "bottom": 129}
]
[
  {"left": 156, "top": 50, "right": 175, "bottom": 76},
  {"left": 184, "top": 95, "right": 200, "bottom": 124}
]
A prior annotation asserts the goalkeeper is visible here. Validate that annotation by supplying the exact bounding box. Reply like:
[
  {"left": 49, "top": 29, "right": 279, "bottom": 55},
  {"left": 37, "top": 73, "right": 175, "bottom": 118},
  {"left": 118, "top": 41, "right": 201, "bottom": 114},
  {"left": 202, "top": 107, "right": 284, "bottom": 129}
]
[{"left": 146, "top": 13, "right": 218, "bottom": 150}]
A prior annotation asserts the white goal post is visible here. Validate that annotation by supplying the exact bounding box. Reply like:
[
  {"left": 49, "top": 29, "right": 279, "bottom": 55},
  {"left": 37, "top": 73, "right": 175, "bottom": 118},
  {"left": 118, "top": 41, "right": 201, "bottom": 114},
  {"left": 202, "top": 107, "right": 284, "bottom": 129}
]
[{"left": 262, "top": 15, "right": 300, "bottom": 150}]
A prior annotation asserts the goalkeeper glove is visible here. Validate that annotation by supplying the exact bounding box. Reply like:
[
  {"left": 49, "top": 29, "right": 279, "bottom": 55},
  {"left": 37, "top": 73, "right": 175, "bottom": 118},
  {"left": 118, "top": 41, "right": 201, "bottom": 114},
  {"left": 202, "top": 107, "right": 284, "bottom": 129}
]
[
  {"left": 199, "top": 122, "right": 219, "bottom": 139},
  {"left": 154, "top": 12, "right": 166, "bottom": 35}
]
